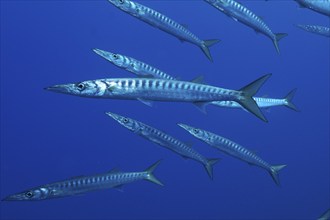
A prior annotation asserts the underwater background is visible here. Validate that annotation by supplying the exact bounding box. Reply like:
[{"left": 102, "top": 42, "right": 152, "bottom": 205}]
[{"left": 1, "top": 0, "right": 329, "bottom": 219}]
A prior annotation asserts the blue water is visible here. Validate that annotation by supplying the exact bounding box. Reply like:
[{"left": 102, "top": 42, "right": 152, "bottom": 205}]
[{"left": 1, "top": 0, "right": 329, "bottom": 219}]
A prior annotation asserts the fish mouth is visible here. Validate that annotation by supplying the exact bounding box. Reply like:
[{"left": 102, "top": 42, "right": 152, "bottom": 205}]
[
  {"left": 93, "top": 48, "right": 115, "bottom": 62},
  {"left": 93, "top": 48, "right": 108, "bottom": 57},
  {"left": 44, "top": 84, "right": 72, "bottom": 94},
  {"left": 105, "top": 112, "right": 122, "bottom": 121},
  {"left": 177, "top": 123, "right": 191, "bottom": 131},
  {"left": 2, "top": 194, "right": 24, "bottom": 201}
]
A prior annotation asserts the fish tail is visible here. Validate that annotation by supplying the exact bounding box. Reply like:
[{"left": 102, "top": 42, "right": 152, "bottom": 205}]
[
  {"left": 204, "top": 158, "right": 220, "bottom": 180},
  {"left": 269, "top": 164, "right": 287, "bottom": 186},
  {"left": 273, "top": 33, "right": 288, "bottom": 54},
  {"left": 201, "top": 39, "right": 220, "bottom": 62},
  {"left": 283, "top": 88, "right": 299, "bottom": 112},
  {"left": 144, "top": 160, "right": 164, "bottom": 186},
  {"left": 236, "top": 74, "right": 272, "bottom": 122}
]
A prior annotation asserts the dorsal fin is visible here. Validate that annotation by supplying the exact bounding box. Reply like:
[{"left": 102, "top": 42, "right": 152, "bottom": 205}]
[
  {"left": 190, "top": 75, "right": 205, "bottom": 84},
  {"left": 108, "top": 168, "right": 121, "bottom": 174}
]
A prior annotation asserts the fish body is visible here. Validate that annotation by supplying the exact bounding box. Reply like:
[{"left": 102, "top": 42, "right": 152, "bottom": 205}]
[
  {"left": 204, "top": 0, "right": 287, "bottom": 53},
  {"left": 93, "top": 49, "right": 175, "bottom": 80},
  {"left": 295, "top": 0, "right": 330, "bottom": 16},
  {"left": 178, "top": 124, "right": 286, "bottom": 186},
  {"left": 108, "top": 0, "right": 219, "bottom": 61},
  {"left": 92, "top": 50, "right": 297, "bottom": 113},
  {"left": 45, "top": 74, "right": 271, "bottom": 122},
  {"left": 296, "top": 24, "right": 330, "bottom": 37},
  {"left": 2, "top": 161, "right": 163, "bottom": 201},
  {"left": 212, "top": 89, "right": 299, "bottom": 111},
  {"left": 106, "top": 112, "right": 218, "bottom": 179}
]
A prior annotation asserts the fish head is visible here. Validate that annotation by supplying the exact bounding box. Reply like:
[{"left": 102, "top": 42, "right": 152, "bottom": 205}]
[
  {"left": 93, "top": 49, "right": 127, "bottom": 68},
  {"left": 177, "top": 123, "right": 206, "bottom": 140},
  {"left": 45, "top": 80, "right": 109, "bottom": 97},
  {"left": 106, "top": 112, "right": 141, "bottom": 132},
  {"left": 2, "top": 187, "right": 51, "bottom": 201},
  {"left": 108, "top": 0, "right": 134, "bottom": 13}
]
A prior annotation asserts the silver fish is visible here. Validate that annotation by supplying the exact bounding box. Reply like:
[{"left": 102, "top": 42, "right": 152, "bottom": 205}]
[
  {"left": 212, "top": 89, "right": 299, "bottom": 112},
  {"left": 178, "top": 124, "right": 286, "bottom": 186},
  {"left": 93, "top": 48, "right": 175, "bottom": 80},
  {"left": 2, "top": 161, "right": 163, "bottom": 201},
  {"left": 107, "top": 0, "right": 219, "bottom": 61},
  {"left": 106, "top": 112, "right": 219, "bottom": 179},
  {"left": 204, "top": 0, "right": 287, "bottom": 54},
  {"left": 45, "top": 74, "right": 271, "bottom": 122},
  {"left": 93, "top": 49, "right": 297, "bottom": 113},
  {"left": 296, "top": 24, "right": 330, "bottom": 37},
  {"left": 295, "top": 0, "right": 330, "bottom": 16}
]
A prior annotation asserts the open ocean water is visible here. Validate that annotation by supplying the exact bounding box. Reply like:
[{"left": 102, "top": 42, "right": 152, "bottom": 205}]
[{"left": 0, "top": 0, "right": 329, "bottom": 219}]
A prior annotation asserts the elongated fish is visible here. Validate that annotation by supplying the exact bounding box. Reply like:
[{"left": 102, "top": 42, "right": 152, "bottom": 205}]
[
  {"left": 2, "top": 161, "right": 163, "bottom": 201},
  {"left": 45, "top": 74, "right": 271, "bottom": 122},
  {"left": 93, "top": 48, "right": 175, "bottom": 80},
  {"left": 106, "top": 112, "right": 219, "bottom": 179},
  {"left": 212, "top": 89, "right": 299, "bottom": 111},
  {"left": 93, "top": 49, "right": 297, "bottom": 113},
  {"left": 204, "top": 0, "right": 287, "bottom": 54},
  {"left": 296, "top": 25, "right": 330, "bottom": 37},
  {"left": 318, "top": 208, "right": 330, "bottom": 220},
  {"left": 107, "top": 0, "right": 219, "bottom": 61},
  {"left": 178, "top": 124, "right": 286, "bottom": 186},
  {"left": 295, "top": 0, "right": 330, "bottom": 16}
]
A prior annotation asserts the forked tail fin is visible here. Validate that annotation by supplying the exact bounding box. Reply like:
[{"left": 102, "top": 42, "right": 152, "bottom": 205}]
[
  {"left": 204, "top": 158, "right": 220, "bottom": 180},
  {"left": 273, "top": 33, "right": 288, "bottom": 54},
  {"left": 201, "top": 39, "right": 220, "bottom": 62},
  {"left": 269, "top": 164, "right": 287, "bottom": 186},
  {"left": 144, "top": 160, "right": 164, "bottom": 186},
  {"left": 236, "top": 74, "right": 272, "bottom": 122},
  {"left": 283, "top": 89, "right": 299, "bottom": 112}
]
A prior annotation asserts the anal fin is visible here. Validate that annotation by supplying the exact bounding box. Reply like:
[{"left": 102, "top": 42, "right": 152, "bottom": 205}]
[{"left": 137, "top": 98, "right": 154, "bottom": 107}]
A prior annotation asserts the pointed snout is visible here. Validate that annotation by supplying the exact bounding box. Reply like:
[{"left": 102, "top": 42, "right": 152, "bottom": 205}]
[
  {"left": 93, "top": 48, "right": 116, "bottom": 62},
  {"left": 93, "top": 48, "right": 109, "bottom": 57},
  {"left": 1, "top": 194, "right": 23, "bottom": 201},
  {"left": 44, "top": 84, "right": 71, "bottom": 94},
  {"left": 177, "top": 123, "right": 192, "bottom": 132},
  {"left": 105, "top": 112, "right": 122, "bottom": 121}
]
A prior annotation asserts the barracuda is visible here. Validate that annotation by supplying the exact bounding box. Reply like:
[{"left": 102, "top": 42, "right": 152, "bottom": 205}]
[
  {"left": 45, "top": 74, "right": 271, "bottom": 122},
  {"left": 93, "top": 48, "right": 175, "bottom": 80},
  {"left": 92, "top": 49, "right": 297, "bottom": 114},
  {"left": 295, "top": 0, "right": 330, "bottom": 16},
  {"left": 106, "top": 112, "right": 219, "bottom": 179},
  {"left": 204, "top": 0, "right": 287, "bottom": 54},
  {"left": 107, "top": 0, "right": 219, "bottom": 62},
  {"left": 178, "top": 124, "right": 286, "bottom": 186},
  {"left": 296, "top": 25, "right": 330, "bottom": 37},
  {"left": 212, "top": 89, "right": 299, "bottom": 112},
  {"left": 2, "top": 161, "right": 163, "bottom": 201}
]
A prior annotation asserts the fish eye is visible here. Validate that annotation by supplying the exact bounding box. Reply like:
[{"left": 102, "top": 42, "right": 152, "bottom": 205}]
[
  {"left": 25, "top": 191, "right": 33, "bottom": 198},
  {"left": 118, "top": 0, "right": 124, "bottom": 4},
  {"left": 193, "top": 129, "right": 199, "bottom": 134},
  {"left": 123, "top": 118, "right": 129, "bottom": 123},
  {"left": 112, "top": 54, "right": 118, "bottom": 59},
  {"left": 77, "top": 83, "right": 85, "bottom": 91}
]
